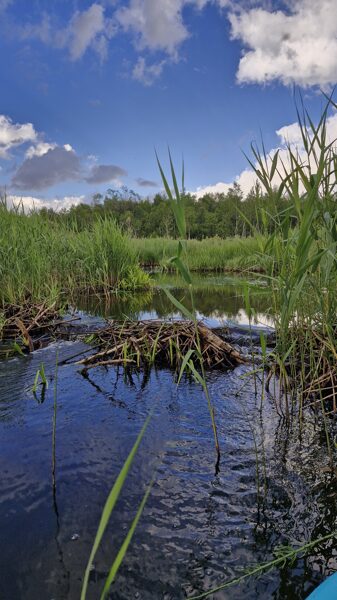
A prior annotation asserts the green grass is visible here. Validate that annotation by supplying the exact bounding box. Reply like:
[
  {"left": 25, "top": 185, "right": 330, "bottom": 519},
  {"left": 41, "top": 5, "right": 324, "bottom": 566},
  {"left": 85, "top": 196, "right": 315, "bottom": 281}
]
[
  {"left": 133, "top": 236, "right": 265, "bottom": 272},
  {"left": 0, "top": 205, "right": 149, "bottom": 306},
  {"left": 243, "top": 94, "right": 337, "bottom": 420}
]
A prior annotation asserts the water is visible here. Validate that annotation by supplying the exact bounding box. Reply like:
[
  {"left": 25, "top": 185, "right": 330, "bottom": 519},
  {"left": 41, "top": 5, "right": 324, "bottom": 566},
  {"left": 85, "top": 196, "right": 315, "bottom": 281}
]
[{"left": 0, "top": 275, "right": 336, "bottom": 600}]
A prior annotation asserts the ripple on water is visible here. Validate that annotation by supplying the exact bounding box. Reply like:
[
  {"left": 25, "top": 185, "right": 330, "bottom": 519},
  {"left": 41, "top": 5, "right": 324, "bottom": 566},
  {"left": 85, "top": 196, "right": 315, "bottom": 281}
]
[{"left": 0, "top": 332, "right": 336, "bottom": 599}]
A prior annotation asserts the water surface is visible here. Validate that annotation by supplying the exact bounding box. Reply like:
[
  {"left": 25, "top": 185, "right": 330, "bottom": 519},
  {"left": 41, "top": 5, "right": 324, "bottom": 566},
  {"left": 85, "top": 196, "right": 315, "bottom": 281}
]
[{"left": 1, "top": 275, "right": 336, "bottom": 600}]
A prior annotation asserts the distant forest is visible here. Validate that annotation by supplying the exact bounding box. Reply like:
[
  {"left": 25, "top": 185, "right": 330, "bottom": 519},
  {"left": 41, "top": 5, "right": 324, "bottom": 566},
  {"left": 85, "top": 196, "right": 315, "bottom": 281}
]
[{"left": 40, "top": 183, "right": 289, "bottom": 239}]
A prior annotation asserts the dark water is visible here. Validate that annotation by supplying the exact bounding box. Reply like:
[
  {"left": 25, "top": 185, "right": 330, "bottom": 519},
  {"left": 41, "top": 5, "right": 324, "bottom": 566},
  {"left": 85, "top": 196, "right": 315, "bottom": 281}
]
[{"left": 1, "top": 275, "right": 337, "bottom": 600}]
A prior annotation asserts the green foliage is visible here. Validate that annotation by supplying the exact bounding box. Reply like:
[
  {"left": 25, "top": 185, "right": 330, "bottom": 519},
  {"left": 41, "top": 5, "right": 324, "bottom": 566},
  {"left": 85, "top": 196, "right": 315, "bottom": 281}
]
[
  {"left": 188, "top": 530, "right": 337, "bottom": 599},
  {"left": 81, "top": 413, "right": 152, "bottom": 600},
  {"left": 245, "top": 94, "right": 337, "bottom": 417},
  {"left": 32, "top": 362, "right": 48, "bottom": 393},
  {"left": 249, "top": 96, "right": 337, "bottom": 334},
  {"left": 156, "top": 152, "right": 220, "bottom": 465},
  {"left": 133, "top": 236, "right": 264, "bottom": 271},
  {"left": 35, "top": 183, "right": 288, "bottom": 240},
  {"left": 0, "top": 207, "right": 149, "bottom": 305}
]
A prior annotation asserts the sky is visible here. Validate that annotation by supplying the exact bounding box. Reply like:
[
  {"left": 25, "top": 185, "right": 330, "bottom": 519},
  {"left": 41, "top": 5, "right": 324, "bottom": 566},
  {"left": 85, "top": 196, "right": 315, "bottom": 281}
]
[{"left": 0, "top": 0, "right": 337, "bottom": 210}]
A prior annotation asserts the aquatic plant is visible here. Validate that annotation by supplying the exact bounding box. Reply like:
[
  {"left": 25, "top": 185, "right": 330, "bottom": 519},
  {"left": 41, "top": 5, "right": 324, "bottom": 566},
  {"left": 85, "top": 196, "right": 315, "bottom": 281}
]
[
  {"left": 133, "top": 235, "right": 264, "bottom": 272},
  {"left": 81, "top": 413, "right": 153, "bottom": 600},
  {"left": 0, "top": 206, "right": 149, "bottom": 306},
  {"left": 188, "top": 530, "right": 337, "bottom": 599},
  {"left": 245, "top": 94, "right": 337, "bottom": 418},
  {"left": 156, "top": 151, "right": 221, "bottom": 468},
  {"left": 32, "top": 362, "right": 48, "bottom": 394}
]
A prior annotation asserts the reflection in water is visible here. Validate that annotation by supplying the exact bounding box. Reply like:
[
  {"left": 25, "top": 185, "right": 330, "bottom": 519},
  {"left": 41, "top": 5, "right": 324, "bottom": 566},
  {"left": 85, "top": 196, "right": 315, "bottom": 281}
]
[
  {"left": 0, "top": 275, "right": 336, "bottom": 599},
  {"left": 75, "top": 272, "right": 274, "bottom": 328}
]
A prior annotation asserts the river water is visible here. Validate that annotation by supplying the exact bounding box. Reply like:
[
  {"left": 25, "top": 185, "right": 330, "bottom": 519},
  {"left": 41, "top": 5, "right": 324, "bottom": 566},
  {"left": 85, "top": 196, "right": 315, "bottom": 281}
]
[{"left": 0, "top": 275, "right": 336, "bottom": 599}]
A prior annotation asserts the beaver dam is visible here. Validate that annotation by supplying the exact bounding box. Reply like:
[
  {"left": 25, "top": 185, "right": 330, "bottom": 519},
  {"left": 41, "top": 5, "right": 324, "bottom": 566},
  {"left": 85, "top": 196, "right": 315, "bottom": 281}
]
[
  {"left": 73, "top": 320, "right": 247, "bottom": 372},
  {"left": 0, "top": 302, "right": 248, "bottom": 371},
  {"left": 1, "top": 301, "right": 335, "bottom": 411},
  {"left": 0, "top": 274, "right": 337, "bottom": 600}
]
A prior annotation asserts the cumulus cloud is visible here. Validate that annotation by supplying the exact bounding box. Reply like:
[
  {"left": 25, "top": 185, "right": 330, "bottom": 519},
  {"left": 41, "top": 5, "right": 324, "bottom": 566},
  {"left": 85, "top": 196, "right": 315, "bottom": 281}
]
[
  {"left": 229, "top": 0, "right": 337, "bottom": 87},
  {"left": 85, "top": 164, "right": 127, "bottom": 184},
  {"left": 7, "top": 194, "right": 86, "bottom": 212},
  {"left": 25, "top": 141, "right": 57, "bottom": 158},
  {"left": 132, "top": 57, "right": 166, "bottom": 85},
  {"left": 136, "top": 177, "right": 158, "bottom": 187},
  {"left": 116, "top": 0, "right": 219, "bottom": 83},
  {"left": 11, "top": 145, "right": 81, "bottom": 190},
  {"left": 116, "top": 0, "right": 190, "bottom": 57},
  {"left": 5, "top": 125, "right": 127, "bottom": 191},
  {"left": 195, "top": 181, "right": 232, "bottom": 197},
  {"left": 195, "top": 111, "right": 337, "bottom": 197},
  {"left": 0, "top": 115, "right": 37, "bottom": 158}
]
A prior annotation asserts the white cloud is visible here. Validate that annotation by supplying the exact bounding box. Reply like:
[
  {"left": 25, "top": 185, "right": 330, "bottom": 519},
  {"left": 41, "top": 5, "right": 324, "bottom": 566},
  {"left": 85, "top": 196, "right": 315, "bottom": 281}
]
[
  {"left": 275, "top": 122, "right": 303, "bottom": 146},
  {"left": 195, "top": 170, "right": 257, "bottom": 198},
  {"left": 25, "top": 142, "right": 74, "bottom": 159},
  {"left": 66, "top": 4, "right": 106, "bottom": 61},
  {"left": 116, "top": 0, "right": 190, "bottom": 58},
  {"left": 229, "top": 0, "right": 337, "bottom": 87},
  {"left": 18, "top": 4, "right": 116, "bottom": 62},
  {"left": 25, "top": 142, "right": 57, "bottom": 159},
  {"left": 195, "top": 181, "right": 232, "bottom": 197},
  {"left": 116, "top": 0, "right": 221, "bottom": 58},
  {"left": 0, "top": 115, "right": 37, "bottom": 158},
  {"left": 19, "top": 14, "right": 51, "bottom": 44},
  {"left": 195, "top": 111, "right": 337, "bottom": 197},
  {"left": 276, "top": 113, "right": 337, "bottom": 148},
  {"left": 7, "top": 194, "right": 86, "bottom": 212},
  {"left": 132, "top": 56, "right": 166, "bottom": 85}
]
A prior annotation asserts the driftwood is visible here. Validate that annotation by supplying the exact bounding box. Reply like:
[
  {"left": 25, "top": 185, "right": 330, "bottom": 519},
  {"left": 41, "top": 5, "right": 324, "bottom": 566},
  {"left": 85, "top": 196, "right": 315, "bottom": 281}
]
[{"left": 76, "top": 319, "right": 246, "bottom": 372}]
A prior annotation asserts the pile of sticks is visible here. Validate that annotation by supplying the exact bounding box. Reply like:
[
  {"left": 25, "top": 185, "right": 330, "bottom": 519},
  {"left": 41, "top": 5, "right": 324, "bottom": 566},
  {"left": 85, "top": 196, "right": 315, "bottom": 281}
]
[
  {"left": 76, "top": 319, "right": 246, "bottom": 372},
  {"left": 1, "top": 302, "right": 76, "bottom": 352}
]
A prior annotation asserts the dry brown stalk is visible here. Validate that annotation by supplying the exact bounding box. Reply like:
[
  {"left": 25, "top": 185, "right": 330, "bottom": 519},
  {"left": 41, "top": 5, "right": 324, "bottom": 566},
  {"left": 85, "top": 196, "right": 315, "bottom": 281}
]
[{"left": 76, "top": 319, "right": 246, "bottom": 373}]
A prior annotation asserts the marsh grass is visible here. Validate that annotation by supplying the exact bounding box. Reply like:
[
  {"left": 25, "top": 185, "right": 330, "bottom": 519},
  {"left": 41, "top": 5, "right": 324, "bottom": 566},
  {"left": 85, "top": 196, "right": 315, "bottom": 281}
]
[
  {"left": 156, "top": 151, "right": 221, "bottom": 468},
  {"left": 156, "top": 98, "right": 337, "bottom": 598},
  {"left": 246, "top": 95, "right": 337, "bottom": 419},
  {"left": 0, "top": 204, "right": 149, "bottom": 306},
  {"left": 134, "top": 235, "right": 264, "bottom": 272}
]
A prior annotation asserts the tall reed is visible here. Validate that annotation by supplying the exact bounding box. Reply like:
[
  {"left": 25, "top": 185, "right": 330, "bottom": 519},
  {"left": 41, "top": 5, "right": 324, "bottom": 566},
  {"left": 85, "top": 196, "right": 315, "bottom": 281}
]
[
  {"left": 243, "top": 94, "right": 337, "bottom": 416},
  {"left": 156, "top": 151, "right": 220, "bottom": 468},
  {"left": 134, "top": 235, "right": 263, "bottom": 272},
  {"left": 0, "top": 204, "right": 149, "bottom": 306}
]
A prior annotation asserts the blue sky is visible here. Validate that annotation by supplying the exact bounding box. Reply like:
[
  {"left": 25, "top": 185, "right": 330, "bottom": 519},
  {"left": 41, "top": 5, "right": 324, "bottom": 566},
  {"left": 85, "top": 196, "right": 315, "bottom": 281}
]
[{"left": 0, "top": 0, "right": 336, "bottom": 209}]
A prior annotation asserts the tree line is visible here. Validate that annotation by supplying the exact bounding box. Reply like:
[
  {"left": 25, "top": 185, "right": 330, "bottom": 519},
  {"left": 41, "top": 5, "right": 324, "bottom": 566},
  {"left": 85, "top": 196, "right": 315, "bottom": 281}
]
[{"left": 39, "top": 183, "right": 290, "bottom": 239}]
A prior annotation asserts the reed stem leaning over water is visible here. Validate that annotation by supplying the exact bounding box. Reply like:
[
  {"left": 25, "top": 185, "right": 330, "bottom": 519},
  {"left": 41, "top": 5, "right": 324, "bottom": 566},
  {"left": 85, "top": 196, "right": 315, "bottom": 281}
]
[
  {"left": 188, "top": 529, "right": 337, "bottom": 599},
  {"left": 81, "top": 411, "right": 153, "bottom": 600},
  {"left": 156, "top": 151, "right": 220, "bottom": 469}
]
